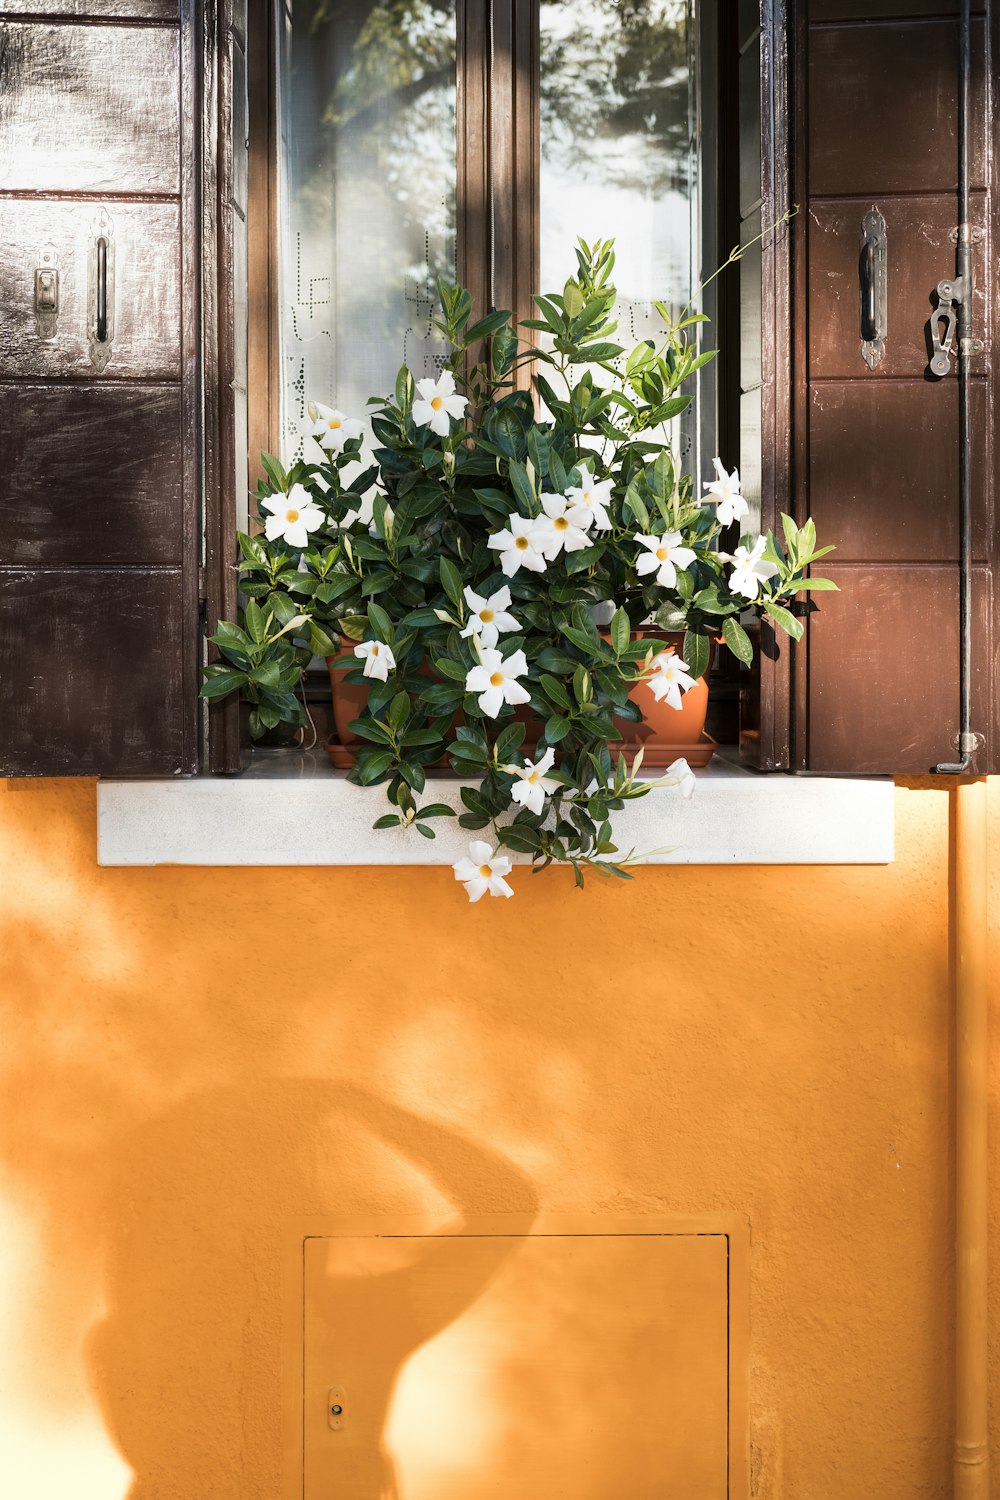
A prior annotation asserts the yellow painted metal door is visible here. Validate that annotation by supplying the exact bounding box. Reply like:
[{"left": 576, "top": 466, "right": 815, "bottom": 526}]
[{"left": 304, "top": 1231, "right": 729, "bottom": 1499}]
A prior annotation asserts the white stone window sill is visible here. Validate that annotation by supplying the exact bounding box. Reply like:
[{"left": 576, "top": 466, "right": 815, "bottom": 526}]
[{"left": 97, "top": 747, "right": 894, "bottom": 867}]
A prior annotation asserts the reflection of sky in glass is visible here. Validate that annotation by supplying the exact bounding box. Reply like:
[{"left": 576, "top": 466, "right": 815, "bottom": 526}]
[
  {"left": 277, "top": 0, "right": 457, "bottom": 463},
  {"left": 540, "top": 0, "right": 698, "bottom": 464}
]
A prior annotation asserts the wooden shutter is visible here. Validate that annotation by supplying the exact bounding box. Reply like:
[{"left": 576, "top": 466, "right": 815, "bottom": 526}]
[
  {"left": 0, "top": 0, "right": 203, "bottom": 775},
  {"left": 742, "top": 0, "right": 997, "bottom": 774}
]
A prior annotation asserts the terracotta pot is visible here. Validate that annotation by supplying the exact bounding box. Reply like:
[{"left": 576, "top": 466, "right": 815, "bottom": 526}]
[
  {"left": 327, "top": 648, "right": 370, "bottom": 759},
  {"left": 325, "top": 648, "right": 460, "bottom": 770},
  {"left": 610, "top": 630, "right": 717, "bottom": 768}
]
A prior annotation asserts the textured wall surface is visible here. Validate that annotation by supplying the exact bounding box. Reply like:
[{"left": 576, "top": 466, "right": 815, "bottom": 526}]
[{"left": 1, "top": 776, "right": 999, "bottom": 1499}]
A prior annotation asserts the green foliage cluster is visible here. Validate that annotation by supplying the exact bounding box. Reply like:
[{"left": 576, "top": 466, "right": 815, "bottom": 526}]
[{"left": 203, "top": 238, "right": 835, "bottom": 883}]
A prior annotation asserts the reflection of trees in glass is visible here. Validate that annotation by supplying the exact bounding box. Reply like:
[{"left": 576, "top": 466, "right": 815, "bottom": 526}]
[
  {"left": 285, "top": 0, "right": 456, "bottom": 275},
  {"left": 540, "top": 0, "right": 690, "bottom": 195},
  {"left": 279, "top": 1, "right": 457, "bottom": 455}
]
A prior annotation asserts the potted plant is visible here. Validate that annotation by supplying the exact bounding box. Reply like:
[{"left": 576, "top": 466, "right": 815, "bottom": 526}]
[{"left": 203, "top": 238, "right": 836, "bottom": 894}]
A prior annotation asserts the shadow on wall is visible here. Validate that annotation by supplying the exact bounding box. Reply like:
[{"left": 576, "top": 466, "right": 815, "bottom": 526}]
[{"left": 84, "top": 1079, "right": 538, "bottom": 1500}]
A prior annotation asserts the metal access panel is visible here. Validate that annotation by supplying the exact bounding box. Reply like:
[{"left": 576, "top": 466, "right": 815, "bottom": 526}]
[{"left": 298, "top": 1220, "right": 744, "bottom": 1500}]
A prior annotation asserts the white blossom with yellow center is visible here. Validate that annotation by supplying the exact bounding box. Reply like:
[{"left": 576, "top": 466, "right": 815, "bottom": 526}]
[
  {"left": 644, "top": 649, "right": 696, "bottom": 710},
  {"left": 702, "top": 457, "right": 749, "bottom": 528},
  {"left": 565, "top": 465, "right": 614, "bottom": 532},
  {"left": 465, "top": 646, "right": 531, "bottom": 718},
  {"left": 451, "top": 840, "right": 514, "bottom": 902},
  {"left": 310, "top": 402, "right": 364, "bottom": 453},
  {"left": 412, "top": 369, "right": 468, "bottom": 437},
  {"left": 260, "top": 484, "right": 325, "bottom": 548},
  {"left": 460, "top": 584, "right": 519, "bottom": 649},
  {"left": 487, "top": 513, "right": 553, "bottom": 577},
  {"left": 538, "top": 493, "right": 592, "bottom": 559},
  {"left": 504, "top": 746, "right": 559, "bottom": 816},
  {"left": 633, "top": 530, "right": 697, "bottom": 588},
  {"left": 353, "top": 638, "right": 396, "bottom": 682}
]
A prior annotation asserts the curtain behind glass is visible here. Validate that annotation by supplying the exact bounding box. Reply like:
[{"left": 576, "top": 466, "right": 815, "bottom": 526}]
[{"left": 276, "top": 0, "right": 457, "bottom": 463}]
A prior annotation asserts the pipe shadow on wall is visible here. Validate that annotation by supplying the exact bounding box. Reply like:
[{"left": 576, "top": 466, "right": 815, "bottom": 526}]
[{"left": 84, "top": 1079, "right": 538, "bottom": 1500}]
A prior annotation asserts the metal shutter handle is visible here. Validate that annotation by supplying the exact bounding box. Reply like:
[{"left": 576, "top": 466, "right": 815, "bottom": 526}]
[
  {"left": 88, "top": 210, "right": 115, "bottom": 371},
  {"left": 96, "top": 237, "right": 108, "bottom": 345},
  {"left": 859, "top": 206, "right": 886, "bottom": 368}
]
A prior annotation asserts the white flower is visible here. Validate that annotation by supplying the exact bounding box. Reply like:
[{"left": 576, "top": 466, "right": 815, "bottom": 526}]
[
  {"left": 729, "top": 536, "right": 780, "bottom": 600},
  {"left": 633, "top": 531, "right": 698, "bottom": 588},
  {"left": 565, "top": 465, "right": 613, "bottom": 531},
  {"left": 354, "top": 638, "right": 396, "bottom": 681},
  {"left": 311, "top": 402, "right": 364, "bottom": 453},
  {"left": 487, "top": 513, "right": 553, "bottom": 577},
  {"left": 260, "top": 484, "right": 325, "bottom": 548},
  {"left": 702, "top": 457, "right": 749, "bottom": 527},
  {"left": 664, "top": 756, "right": 696, "bottom": 800},
  {"left": 412, "top": 369, "right": 467, "bottom": 436},
  {"left": 645, "top": 649, "right": 696, "bottom": 709},
  {"left": 452, "top": 840, "right": 514, "bottom": 902},
  {"left": 460, "top": 585, "right": 519, "bottom": 649},
  {"left": 505, "top": 747, "right": 559, "bottom": 816},
  {"left": 539, "top": 493, "right": 592, "bottom": 558},
  {"left": 465, "top": 646, "right": 532, "bottom": 718}
]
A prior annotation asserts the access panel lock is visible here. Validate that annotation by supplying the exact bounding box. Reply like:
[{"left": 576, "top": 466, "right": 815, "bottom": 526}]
[{"left": 327, "top": 1387, "right": 346, "bottom": 1431}]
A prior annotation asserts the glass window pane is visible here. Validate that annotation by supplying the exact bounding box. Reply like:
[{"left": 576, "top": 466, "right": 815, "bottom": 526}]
[
  {"left": 276, "top": 0, "right": 457, "bottom": 464},
  {"left": 539, "top": 0, "right": 706, "bottom": 468}
]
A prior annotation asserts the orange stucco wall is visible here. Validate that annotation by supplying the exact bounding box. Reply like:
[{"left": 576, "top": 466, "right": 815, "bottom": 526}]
[{"left": 2, "top": 775, "right": 999, "bottom": 1499}]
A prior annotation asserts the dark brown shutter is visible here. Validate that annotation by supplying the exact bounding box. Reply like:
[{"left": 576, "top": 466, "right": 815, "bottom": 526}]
[
  {"left": 741, "top": 0, "right": 996, "bottom": 774},
  {"left": 0, "top": 0, "right": 203, "bottom": 775}
]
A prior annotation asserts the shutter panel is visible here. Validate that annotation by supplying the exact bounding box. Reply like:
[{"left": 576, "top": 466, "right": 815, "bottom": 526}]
[
  {"left": 0, "top": 0, "right": 202, "bottom": 775},
  {"left": 742, "top": 0, "right": 996, "bottom": 774}
]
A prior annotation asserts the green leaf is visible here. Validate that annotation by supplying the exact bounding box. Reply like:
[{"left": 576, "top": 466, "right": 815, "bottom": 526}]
[
  {"left": 795, "top": 576, "right": 839, "bottom": 591},
  {"left": 387, "top": 692, "right": 411, "bottom": 731},
  {"left": 494, "top": 721, "right": 527, "bottom": 762},
  {"left": 610, "top": 607, "right": 630, "bottom": 656},
  {"left": 398, "top": 759, "right": 426, "bottom": 793},
  {"left": 683, "top": 630, "right": 711, "bottom": 679},
  {"left": 545, "top": 715, "right": 572, "bottom": 743},
  {"left": 498, "top": 826, "right": 541, "bottom": 853},
  {"left": 764, "top": 602, "right": 805, "bottom": 640},
  {"left": 439, "top": 557, "right": 465, "bottom": 609},
  {"left": 722, "top": 616, "right": 754, "bottom": 667},
  {"left": 395, "top": 365, "right": 414, "bottom": 410},
  {"left": 260, "top": 453, "right": 287, "bottom": 492},
  {"left": 244, "top": 598, "right": 266, "bottom": 644},
  {"left": 540, "top": 674, "right": 573, "bottom": 711},
  {"left": 346, "top": 717, "right": 394, "bottom": 745},
  {"left": 433, "top": 658, "right": 468, "bottom": 682},
  {"left": 508, "top": 459, "right": 537, "bottom": 512},
  {"left": 563, "top": 279, "right": 585, "bottom": 318},
  {"left": 366, "top": 601, "right": 393, "bottom": 641},
  {"left": 308, "top": 623, "right": 339, "bottom": 658},
  {"left": 250, "top": 659, "right": 283, "bottom": 689},
  {"left": 356, "top": 749, "right": 395, "bottom": 784},
  {"left": 373, "top": 813, "right": 403, "bottom": 830},
  {"left": 416, "top": 803, "right": 456, "bottom": 819},
  {"left": 460, "top": 786, "right": 491, "bottom": 817},
  {"left": 415, "top": 824, "right": 436, "bottom": 839},
  {"left": 199, "top": 668, "right": 247, "bottom": 700},
  {"left": 464, "top": 309, "right": 512, "bottom": 343}
]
